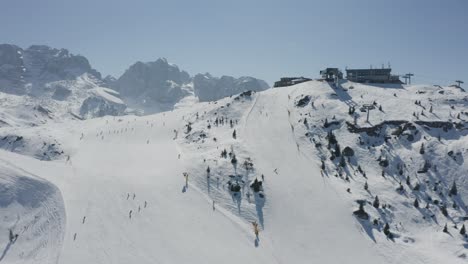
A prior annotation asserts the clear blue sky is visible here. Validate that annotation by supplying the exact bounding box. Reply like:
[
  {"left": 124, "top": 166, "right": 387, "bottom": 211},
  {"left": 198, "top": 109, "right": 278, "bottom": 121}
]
[{"left": 1, "top": 0, "right": 467, "bottom": 86}]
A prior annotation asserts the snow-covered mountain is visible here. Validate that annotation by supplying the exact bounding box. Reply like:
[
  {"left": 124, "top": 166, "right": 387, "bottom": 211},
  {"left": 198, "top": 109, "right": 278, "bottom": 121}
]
[
  {"left": 193, "top": 73, "right": 269, "bottom": 101},
  {"left": 0, "top": 44, "right": 101, "bottom": 95},
  {"left": 111, "top": 58, "right": 192, "bottom": 113},
  {"left": 111, "top": 58, "right": 269, "bottom": 113},
  {"left": 0, "top": 44, "right": 127, "bottom": 126},
  {"left": 1, "top": 44, "right": 270, "bottom": 124},
  {"left": 1, "top": 79, "right": 467, "bottom": 263}
]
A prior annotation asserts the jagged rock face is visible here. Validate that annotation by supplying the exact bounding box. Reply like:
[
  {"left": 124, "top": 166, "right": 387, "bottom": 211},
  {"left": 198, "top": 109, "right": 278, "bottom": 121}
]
[
  {"left": 24, "top": 45, "right": 101, "bottom": 81},
  {"left": 193, "top": 73, "right": 269, "bottom": 102},
  {"left": 0, "top": 44, "right": 126, "bottom": 125},
  {"left": 0, "top": 44, "right": 26, "bottom": 94},
  {"left": 80, "top": 88, "right": 126, "bottom": 119},
  {"left": 0, "top": 44, "right": 101, "bottom": 95},
  {"left": 80, "top": 95, "right": 126, "bottom": 119},
  {"left": 52, "top": 85, "right": 72, "bottom": 101},
  {"left": 102, "top": 75, "right": 117, "bottom": 87},
  {"left": 114, "top": 58, "right": 269, "bottom": 104},
  {"left": 113, "top": 58, "right": 191, "bottom": 103},
  {"left": 1, "top": 44, "right": 270, "bottom": 121}
]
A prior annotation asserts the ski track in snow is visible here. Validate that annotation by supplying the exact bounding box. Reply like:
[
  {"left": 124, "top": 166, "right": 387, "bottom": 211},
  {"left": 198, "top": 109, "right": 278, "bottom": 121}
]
[{"left": 0, "top": 158, "right": 66, "bottom": 264}]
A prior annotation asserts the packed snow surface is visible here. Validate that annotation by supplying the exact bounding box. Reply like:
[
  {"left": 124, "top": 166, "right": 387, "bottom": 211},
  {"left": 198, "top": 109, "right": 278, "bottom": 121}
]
[{"left": 0, "top": 80, "right": 467, "bottom": 263}]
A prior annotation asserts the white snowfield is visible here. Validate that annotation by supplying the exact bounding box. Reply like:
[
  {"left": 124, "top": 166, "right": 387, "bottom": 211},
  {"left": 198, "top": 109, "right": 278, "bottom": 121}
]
[
  {"left": 0, "top": 80, "right": 467, "bottom": 263},
  {"left": 0, "top": 73, "right": 126, "bottom": 127},
  {"left": 91, "top": 87, "right": 125, "bottom": 105}
]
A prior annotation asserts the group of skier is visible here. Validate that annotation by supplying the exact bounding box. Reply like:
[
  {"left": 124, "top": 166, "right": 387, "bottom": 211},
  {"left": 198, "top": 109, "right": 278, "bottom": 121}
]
[{"left": 182, "top": 171, "right": 261, "bottom": 240}]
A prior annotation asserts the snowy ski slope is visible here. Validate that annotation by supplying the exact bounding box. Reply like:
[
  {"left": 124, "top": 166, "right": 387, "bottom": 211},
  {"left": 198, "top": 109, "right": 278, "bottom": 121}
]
[{"left": 0, "top": 80, "right": 467, "bottom": 263}]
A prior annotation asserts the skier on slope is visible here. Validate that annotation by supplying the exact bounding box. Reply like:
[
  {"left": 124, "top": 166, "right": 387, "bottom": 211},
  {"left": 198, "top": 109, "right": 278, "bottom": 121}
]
[
  {"left": 252, "top": 221, "right": 259, "bottom": 239},
  {"left": 183, "top": 172, "right": 189, "bottom": 186}
]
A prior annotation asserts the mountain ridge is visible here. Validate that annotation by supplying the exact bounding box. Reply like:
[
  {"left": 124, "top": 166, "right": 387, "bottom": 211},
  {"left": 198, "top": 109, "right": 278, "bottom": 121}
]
[{"left": 0, "top": 43, "right": 270, "bottom": 121}]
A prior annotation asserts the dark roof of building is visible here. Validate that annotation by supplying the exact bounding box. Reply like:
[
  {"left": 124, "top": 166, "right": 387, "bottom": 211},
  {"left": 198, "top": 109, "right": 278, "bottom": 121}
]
[{"left": 346, "top": 68, "right": 392, "bottom": 73}]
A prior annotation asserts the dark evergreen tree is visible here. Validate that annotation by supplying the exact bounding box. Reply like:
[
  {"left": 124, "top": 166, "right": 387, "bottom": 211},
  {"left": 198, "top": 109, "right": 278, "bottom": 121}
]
[
  {"left": 335, "top": 144, "right": 341, "bottom": 157},
  {"left": 441, "top": 205, "right": 448, "bottom": 217},
  {"left": 327, "top": 131, "right": 337, "bottom": 144},
  {"left": 221, "top": 149, "right": 228, "bottom": 158},
  {"left": 232, "top": 129, "right": 237, "bottom": 139},
  {"left": 339, "top": 155, "right": 346, "bottom": 167},
  {"left": 419, "top": 143, "right": 425, "bottom": 155},
  {"left": 185, "top": 123, "right": 192, "bottom": 134},
  {"left": 414, "top": 198, "right": 419, "bottom": 208},
  {"left": 449, "top": 181, "right": 458, "bottom": 196},
  {"left": 406, "top": 175, "right": 411, "bottom": 185},
  {"left": 231, "top": 154, "right": 237, "bottom": 165},
  {"left": 460, "top": 224, "right": 466, "bottom": 235},
  {"left": 373, "top": 196, "right": 380, "bottom": 208},
  {"left": 364, "top": 181, "right": 369, "bottom": 191},
  {"left": 383, "top": 223, "right": 391, "bottom": 237},
  {"left": 443, "top": 223, "right": 448, "bottom": 233},
  {"left": 397, "top": 182, "right": 404, "bottom": 192}
]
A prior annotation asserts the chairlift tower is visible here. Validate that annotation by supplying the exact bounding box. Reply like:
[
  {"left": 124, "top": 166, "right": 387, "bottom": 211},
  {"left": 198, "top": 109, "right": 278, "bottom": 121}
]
[
  {"left": 403, "top": 73, "right": 414, "bottom": 85},
  {"left": 455, "top": 80, "right": 464, "bottom": 87},
  {"left": 402, "top": 75, "right": 409, "bottom": 84},
  {"left": 362, "top": 104, "right": 375, "bottom": 122}
]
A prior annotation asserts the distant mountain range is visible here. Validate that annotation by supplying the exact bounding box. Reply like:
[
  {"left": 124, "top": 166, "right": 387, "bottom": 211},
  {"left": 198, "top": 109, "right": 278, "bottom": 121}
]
[{"left": 0, "top": 44, "right": 269, "bottom": 125}]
